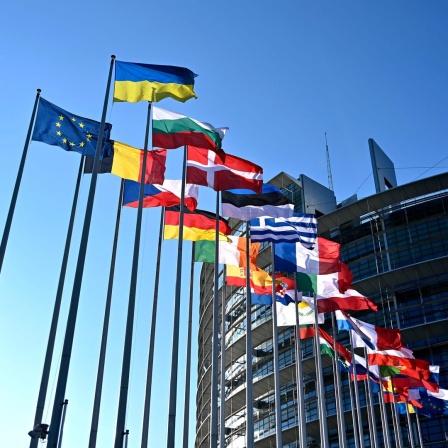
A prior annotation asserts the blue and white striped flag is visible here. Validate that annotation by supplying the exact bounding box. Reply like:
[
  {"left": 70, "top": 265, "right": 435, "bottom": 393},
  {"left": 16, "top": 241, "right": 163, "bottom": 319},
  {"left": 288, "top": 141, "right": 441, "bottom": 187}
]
[{"left": 249, "top": 214, "right": 318, "bottom": 249}]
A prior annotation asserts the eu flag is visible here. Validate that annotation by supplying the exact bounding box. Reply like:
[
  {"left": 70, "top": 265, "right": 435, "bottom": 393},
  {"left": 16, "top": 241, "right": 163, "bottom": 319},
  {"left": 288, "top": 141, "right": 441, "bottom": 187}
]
[{"left": 32, "top": 97, "right": 112, "bottom": 158}]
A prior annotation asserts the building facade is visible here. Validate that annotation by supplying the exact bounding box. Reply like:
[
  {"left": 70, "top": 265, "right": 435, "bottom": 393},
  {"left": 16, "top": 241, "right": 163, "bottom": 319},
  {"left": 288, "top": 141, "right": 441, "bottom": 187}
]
[{"left": 195, "top": 148, "right": 448, "bottom": 447}]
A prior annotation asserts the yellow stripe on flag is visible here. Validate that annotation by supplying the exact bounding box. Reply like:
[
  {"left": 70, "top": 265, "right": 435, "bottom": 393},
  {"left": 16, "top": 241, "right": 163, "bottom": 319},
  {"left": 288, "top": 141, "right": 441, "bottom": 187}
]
[
  {"left": 164, "top": 224, "right": 229, "bottom": 242},
  {"left": 111, "top": 141, "right": 142, "bottom": 182}
]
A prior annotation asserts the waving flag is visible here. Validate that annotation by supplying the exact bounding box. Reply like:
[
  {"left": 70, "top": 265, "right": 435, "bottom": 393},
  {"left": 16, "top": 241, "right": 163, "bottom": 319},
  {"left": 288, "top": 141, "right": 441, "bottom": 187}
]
[
  {"left": 32, "top": 97, "right": 112, "bottom": 158},
  {"left": 226, "top": 265, "right": 277, "bottom": 305},
  {"left": 152, "top": 107, "right": 227, "bottom": 153},
  {"left": 194, "top": 236, "right": 259, "bottom": 266},
  {"left": 380, "top": 365, "right": 439, "bottom": 393},
  {"left": 221, "top": 184, "right": 294, "bottom": 220},
  {"left": 114, "top": 61, "right": 197, "bottom": 103},
  {"left": 186, "top": 146, "right": 263, "bottom": 192},
  {"left": 250, "top": 214, "right": 318, "bottom": 248},
  {"left": 85, "top": 143, "right": 166, "bottom": 184},
  {"left": 123, "top": 180, "right": 198, "bottom": 211},
  {"left": 336, "top": 310, "right": 402, "bottom": 350},
  {"left": 276, "top": 300, "right": 324, "bottom": 327},
  {"left": 164, "top": 206, "right": 231, "bottom": 242},
  {"left": 274, "top": 237, "right": 340, "bottom": 274}
]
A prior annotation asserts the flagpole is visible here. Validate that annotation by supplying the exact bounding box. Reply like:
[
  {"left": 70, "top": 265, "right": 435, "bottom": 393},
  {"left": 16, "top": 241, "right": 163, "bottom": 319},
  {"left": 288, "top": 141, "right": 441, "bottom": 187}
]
[
  {"left": 245, "top": 222, "right": 254, "bottom": 448},
  {"left": 114, "top": 100, "right": 152, "bottom": 448},
  {"left": 141, "top": 207, "right": 164, "bottom": 448},
  {"left": 293, "top": 277, "right": 307, "bottom": 448},
  {"left": 89, "top": 179, "right": 125, "bottom": 448},
  {"left": 270, "top": 244, "right": 283, "bottom": 447},
  {"left": 414, "top": 409, "right": 424, "bottom": 448},
  {"left": 0, "top": 88, "right": 41, "bottom": 275},
  {"left": 166, "top": 145, "right": 188, "bottom": 448},
  {"left": 210, "top": 192, "right": 220, "bottom": 448},
  {"left": 390, "top": 378, "right": 403, "bottom": 448},
  {"left": 348, "top": 363, "right": 360, "bottom": 448},
  {"left": 363, "top": 348, "right": 378, "bottom": 447},
  {"left": 219, "top": 268, "right": 227, "bottom": 447},
  {"left": 348, "top": 330, "right": 365, "bottom": 448},
  {"left": 405, "top": 398, "right": 416, "bottom": 448},
  {"left": 182, "top": 240, "right": 195, "bottom": 448},
  {"left": 56, "top": 400, "right": 68, "bottom": 448},
  {"left": 29, "top": 155, "right": 84, "bottom": 448},
  {"left": 330, "top": 312, "right": 347, "bottom": 448},
  {"left": 377, "top": 372, "right": 391, "bottom": 448},
  {"left": 47, "top": 55, "right": 115, "bottom": 448},
  {"left": 313, "top": 295, "right": 329, "bottom": 448}
]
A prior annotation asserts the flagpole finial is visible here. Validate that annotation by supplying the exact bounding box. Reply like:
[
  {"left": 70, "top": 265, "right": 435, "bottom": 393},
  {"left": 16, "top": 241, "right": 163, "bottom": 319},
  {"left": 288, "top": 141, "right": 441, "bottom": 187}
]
[
  {"left": 111, "top": 54, "right": 116, "bottom": 60},
  {"left": 37, "top": 89, "right": 41, "bottom": 93}
]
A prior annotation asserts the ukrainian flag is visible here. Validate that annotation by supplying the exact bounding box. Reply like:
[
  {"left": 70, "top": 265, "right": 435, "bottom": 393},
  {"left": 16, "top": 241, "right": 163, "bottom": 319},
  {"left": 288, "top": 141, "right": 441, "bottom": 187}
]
[{"left": 114, "top": 61, "right": 198, "bottom": 103}]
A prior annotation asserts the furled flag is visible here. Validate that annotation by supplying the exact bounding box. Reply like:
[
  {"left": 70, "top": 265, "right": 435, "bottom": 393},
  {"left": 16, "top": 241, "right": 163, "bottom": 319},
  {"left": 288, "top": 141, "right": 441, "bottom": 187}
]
[
  {"left": 122, "top": 180, "right": 198, "bottom": 211},
  {"left": 226, "top": 265, "right": 277, "bottom": 306},
  {"left": 85, "top": 142, "right": 166, "bottom": 184},
  {"left": 114, "top": 61, "right": 197, "bottom": 103},
  {"left": 336, "top": 310, "right": 402, "bottom": 350},
  {"left": 186, "top": 146, "right": 263, "bottom": 193},
  {"left": 152, "top": 107, "right": 228, "bottom": 154},
  {"left": 274, "top": 237, "right": 340, "bottom": 275},
  {"left": 318, "top": 327, "right": 352, "bottom": 368},
  {"left": 367, "top": 347, "right": 431, "bottom": 381},
  {"left": 32, "top": 97, "right": 112, "bottom": 158},
  {"left": 164, "top": 206, "right": 231, "bottom": 242},
  {"left": 221, "top": 184, "right": 294, "bottom": 220},
  {"left": 250, "top": 214, "right": 318, "bottom": 248},
  {"left": 194, "top": 235, "right": 260, "bottom": 266}
]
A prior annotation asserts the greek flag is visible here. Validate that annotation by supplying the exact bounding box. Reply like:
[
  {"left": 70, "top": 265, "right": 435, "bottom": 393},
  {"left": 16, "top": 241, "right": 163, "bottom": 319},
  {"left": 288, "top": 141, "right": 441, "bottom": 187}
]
[{"left": 250, "top": 214, "right": 318, "bottom": 249}]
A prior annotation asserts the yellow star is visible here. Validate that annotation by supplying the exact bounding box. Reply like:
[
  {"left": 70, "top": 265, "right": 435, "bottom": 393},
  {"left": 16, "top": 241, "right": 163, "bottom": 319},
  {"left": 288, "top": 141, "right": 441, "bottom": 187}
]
[
  {"left": 70, "top": 142, "right": 75, "bottom": 146},
  {"left": 56, "top": 122, "right": 61, "bottom": 127},
  {"left": 79, "top": 142, "right": 85, "bottom": 147},
  {"left": 59, "top": 115, "right": 64, "bottom": 121},
  {"left": 71, "top": 117, "right": 76, "bottom": 122},
  {"left": 86, "top": 133, "right": 92, "bottom": 141},
  {"left": 79, "top": 122, "right": 85, "bottom": 129},
  {"left": 56, "top": 131, "right": 62, "bottom": 136},
  {"left": 62, "top": 138, "right": 67, "bottom": 143}
]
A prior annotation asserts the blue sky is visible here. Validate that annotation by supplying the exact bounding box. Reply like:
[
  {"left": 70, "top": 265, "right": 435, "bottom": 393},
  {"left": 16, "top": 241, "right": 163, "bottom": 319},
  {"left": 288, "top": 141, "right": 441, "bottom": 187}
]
[{"left": 0, "top": 1, "right": 447, "bottom": 447}]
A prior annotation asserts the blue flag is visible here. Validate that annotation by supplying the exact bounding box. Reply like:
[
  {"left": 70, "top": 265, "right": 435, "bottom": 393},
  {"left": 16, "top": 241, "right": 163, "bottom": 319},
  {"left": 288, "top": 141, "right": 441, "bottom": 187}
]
[{"left": 32, "top": 97, "right": 112, "bottom": 157}]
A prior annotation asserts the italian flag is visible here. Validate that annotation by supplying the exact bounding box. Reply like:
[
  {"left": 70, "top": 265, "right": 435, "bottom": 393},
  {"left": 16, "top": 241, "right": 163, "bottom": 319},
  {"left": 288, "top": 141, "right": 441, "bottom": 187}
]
[{"left": 152, "top": 107, "right": 228, "bottom": 153}]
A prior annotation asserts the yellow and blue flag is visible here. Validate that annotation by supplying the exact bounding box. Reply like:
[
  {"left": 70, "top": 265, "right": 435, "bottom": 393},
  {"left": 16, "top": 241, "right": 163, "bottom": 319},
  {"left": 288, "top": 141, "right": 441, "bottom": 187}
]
[
  {"left": 113, "top": 61, "right": 197, "bottom": 103},
  {"left": 32, "top": 97, "right": 112, "bottom": 158}
]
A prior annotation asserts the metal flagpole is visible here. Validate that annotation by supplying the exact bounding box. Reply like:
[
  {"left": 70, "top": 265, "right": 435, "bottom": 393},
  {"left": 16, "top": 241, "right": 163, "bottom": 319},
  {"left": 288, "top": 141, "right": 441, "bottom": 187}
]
[
  {"left": 245, "top": 222, "right": 254, "bottom": 448},
  {"left": 89, "top": 179, "right": 125, "bottom": 448},
  {"left": 330, "top": 312, "right": 347, "bottom": 448},
  {"left": 166, "top": 145, "right": 188, "bottom": 448},
  {"left": 141, "top": 207, "right": 165, "bottom": 448},
  {"left": 114, "top": 101, "right": 152, "bottom": 448},
  {"left": 210, "top": 192, "right": 220, "bottom": 448},
  {"left": 182, "top": 241, "right": 195, "bottom": 448},
  {"left": 348, "top": 330, "right": 365, "bottom": 448},
  {"left": 363, "top": 348, "right": 378, "bottom": 448},
  {"left": 313, "top": 295, "right": 329, "bottom": 448},
  {"left": 390, "top": 378, "right": 403, "bottom": 448},
  {"left": 47, "top": 55, "right": 115, "bottom": 448},
  {"left": 220, "top": 268, "right": 227, "bottom": 447},
  {"left": 270, "top": 244, "right": 283, "bottom": 448},
  {"left": 30, "top": 156, "right": 84, "bottom": 448},
  {"left": 414, "top": 410, "right": 424, "bottom": 448},
  {"left": 348, "top": 364, "right": 360, "bottom": 448},
  {"left": 377, "top": 373, "right": 391, "bottom": 448},
  {"left": 0, "top": 88, "right": 41, "bottom": 275},
  {"left": 56, "top": 400, "right": 68, "bottom": 448},
  {"left": 405, "top": 398, "right": 416, "bottom": 448},
  {"left": 293, "top": 276, "right": 307, "bottom": 448}
]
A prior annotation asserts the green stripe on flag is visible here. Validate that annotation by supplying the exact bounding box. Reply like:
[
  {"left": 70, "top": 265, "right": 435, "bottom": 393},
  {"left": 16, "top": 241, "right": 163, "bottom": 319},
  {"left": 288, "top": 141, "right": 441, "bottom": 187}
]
[
  {"left": 194, "top": 240, "right": 216, "bottom": 263},
  {"left": 296, "top": 272, "right": 317, "bottom": 293}
]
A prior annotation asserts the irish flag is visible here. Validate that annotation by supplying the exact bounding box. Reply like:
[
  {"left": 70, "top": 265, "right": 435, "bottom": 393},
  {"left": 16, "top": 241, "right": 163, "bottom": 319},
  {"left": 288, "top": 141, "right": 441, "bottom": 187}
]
[
  {"left": 152, "top": 107, "right": 228, "bottom": 153},
  {"left": 274, "top": 237, "right": 340, "bottom": 274}
]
